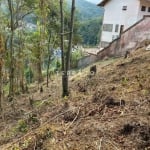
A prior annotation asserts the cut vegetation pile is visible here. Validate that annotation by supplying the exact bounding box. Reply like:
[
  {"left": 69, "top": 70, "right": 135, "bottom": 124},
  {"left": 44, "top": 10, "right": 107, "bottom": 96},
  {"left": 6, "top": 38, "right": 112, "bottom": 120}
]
[{"left": 0, "top": 47, "right": 150, "bottom": 150}]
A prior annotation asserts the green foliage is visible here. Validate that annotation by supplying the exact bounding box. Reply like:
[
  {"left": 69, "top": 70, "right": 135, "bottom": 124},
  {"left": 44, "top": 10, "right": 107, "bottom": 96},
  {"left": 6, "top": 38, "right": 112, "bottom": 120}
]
[
  {"left": 23, "top": 0, "right": 38, "bottom": 9},
  {"left": 67, "top": 0, "right": 103, "bottom": 21},
  {"left": 121, "top": 77, "right": 129, "bottom": 86},
  {"left": 3, "top": 84, "right": 9, "bottom": 95},
  {"left": 67, "top": 0, "right": 104, "bottom": 46},
  {"left": 46, "top": 0, "right": 60, "bottom": 33},
  {"left": 79, "top": 17, "right": 103, "bottom": 46},
  {"left": 0, "top": 0, "right": 103, "bottom": 96},
  {"left": 25, "top": 68, "right": 34, "bottom": 83},
  {"left": 55, "top": 59, "right": 61, "bottom": 71},
  {"left": 16, "top": 120, "right": 28, "bottom": 133},
  {"left": 71, "top": 49, "right": 83, "bottom": 68},
  {"left": 47, "top": 58, "right": 62, "bottom": 73}
]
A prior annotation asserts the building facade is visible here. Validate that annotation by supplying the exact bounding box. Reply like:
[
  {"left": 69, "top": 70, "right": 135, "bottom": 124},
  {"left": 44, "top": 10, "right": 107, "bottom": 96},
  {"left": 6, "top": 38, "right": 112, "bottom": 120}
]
[{"left": 98, "top": 0, "right": 150, "bottom": 48}]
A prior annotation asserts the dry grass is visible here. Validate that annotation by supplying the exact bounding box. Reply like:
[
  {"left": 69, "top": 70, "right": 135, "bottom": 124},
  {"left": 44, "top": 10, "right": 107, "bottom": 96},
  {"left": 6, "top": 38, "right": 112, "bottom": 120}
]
[{"left": 0, "top": 47, "right": 150, "bottom": 150}]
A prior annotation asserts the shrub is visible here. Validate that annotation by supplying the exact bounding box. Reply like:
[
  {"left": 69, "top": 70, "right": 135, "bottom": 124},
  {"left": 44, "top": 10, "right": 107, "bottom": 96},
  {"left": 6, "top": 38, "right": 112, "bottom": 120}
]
[{"left": 16, "top": 119, "right": 28, "bottom": 133}]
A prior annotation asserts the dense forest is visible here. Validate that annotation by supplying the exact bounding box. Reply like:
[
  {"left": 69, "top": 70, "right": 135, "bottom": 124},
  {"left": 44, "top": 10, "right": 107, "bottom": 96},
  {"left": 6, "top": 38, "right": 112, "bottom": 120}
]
[
  {"left": 0, "top": 0, "right": 103, "bottom": 98},
  {"left": 0, "top": 0, "right": 78, "bottom": 102},
  {"left": 73, "top": 0, "right": 103, "bottom": 21}
]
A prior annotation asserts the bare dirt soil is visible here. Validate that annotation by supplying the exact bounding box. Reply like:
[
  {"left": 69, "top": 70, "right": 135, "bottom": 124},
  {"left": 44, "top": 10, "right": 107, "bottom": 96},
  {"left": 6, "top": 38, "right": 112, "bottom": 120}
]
[{"left": 0, "top": 47, "right": 150, "bottom": 150}]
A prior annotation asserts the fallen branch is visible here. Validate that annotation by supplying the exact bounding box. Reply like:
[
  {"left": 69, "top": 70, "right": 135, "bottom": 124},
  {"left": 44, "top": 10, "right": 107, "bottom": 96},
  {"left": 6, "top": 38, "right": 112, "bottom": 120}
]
[
  {"left": 98, "top": 137, "right": 103, "bottom": 150},
  {"left": 95, "top": 112, "right": 149, "bottom": 120},
  {"left": 105, "top": 139, "right": 120, "bottom": 150}
]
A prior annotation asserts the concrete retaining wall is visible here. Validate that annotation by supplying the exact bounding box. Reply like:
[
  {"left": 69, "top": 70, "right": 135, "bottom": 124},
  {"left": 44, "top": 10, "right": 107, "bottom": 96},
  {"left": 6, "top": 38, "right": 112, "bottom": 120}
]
[
  {"left": 98, "top": 16, "right": 150, "bottom": 59},
  {"left": 78, "top": 55, "right": 98, "bottom": 68}
]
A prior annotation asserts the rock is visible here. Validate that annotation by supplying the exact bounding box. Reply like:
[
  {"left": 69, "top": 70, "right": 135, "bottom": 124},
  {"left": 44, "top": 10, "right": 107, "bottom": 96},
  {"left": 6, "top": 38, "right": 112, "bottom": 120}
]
[
  {"left": 146, "top": 45, "right": 150, "bottom": 51},
  {"left": 90, "top": 65, "right": 97, "bottom": 76}
]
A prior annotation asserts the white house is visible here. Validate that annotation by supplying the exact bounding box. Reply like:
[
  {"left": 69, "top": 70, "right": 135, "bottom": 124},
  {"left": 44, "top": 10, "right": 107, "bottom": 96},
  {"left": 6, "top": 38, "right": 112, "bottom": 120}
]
[{"left": 98, "top": 0, "right": 150, "bottom": 48}]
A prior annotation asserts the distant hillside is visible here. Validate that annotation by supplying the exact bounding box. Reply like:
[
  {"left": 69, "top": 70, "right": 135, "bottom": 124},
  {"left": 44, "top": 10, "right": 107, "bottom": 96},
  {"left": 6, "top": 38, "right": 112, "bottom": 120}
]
[
  {"left": 67, "top": 0, "right": 104, "bottom": 46},
  {"left": 67, "top": 0, "right": 104, "bottom": 21},
  {"left": 78, "top": 17, "right": 103, "bottom": 45},
  {"left": 68, "top": 0, "right": 104, "bottom": 46}
]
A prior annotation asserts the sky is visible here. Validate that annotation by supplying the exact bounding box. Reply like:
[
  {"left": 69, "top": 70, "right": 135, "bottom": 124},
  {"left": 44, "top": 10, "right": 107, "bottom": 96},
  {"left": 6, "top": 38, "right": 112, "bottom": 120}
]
[{"left": 86, "top": 0, "right": 100, "bottom": 4}]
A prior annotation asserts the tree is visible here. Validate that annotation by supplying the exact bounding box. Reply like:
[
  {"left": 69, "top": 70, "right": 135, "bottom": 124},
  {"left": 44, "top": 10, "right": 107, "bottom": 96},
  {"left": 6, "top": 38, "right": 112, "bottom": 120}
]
[
  {"left": 60, "top": 0, "right": 75, "bottom": 97},
  {"left": 7, "top": 0, "right": 15, "bottom": 100},
  {"left": 46, "top": 33, "right": 57, "bottom": 87},
  {"left": 5, "top": 0, "right": 36, "bottom": 96},
  {"left": 0, "top": 1, "right": 5, "bottom": 112},
  {"left": 46, "top": 0, "right": 60, "bottom": 87},
  {"left": 0, "top": 34, "right": 4, "bottom": 111},
  {"left": 79, "top": 17, "right": 103, "bottom": 46}
]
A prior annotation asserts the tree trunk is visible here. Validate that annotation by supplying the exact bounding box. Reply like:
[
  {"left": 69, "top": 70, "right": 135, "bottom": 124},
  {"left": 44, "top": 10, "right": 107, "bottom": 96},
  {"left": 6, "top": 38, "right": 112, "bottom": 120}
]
[
  {"left": 37, "top": 57, "right": 43, "bottom": 84},
  {"left": 66, "top": 0, "right": 75, "bottom": 72},
  {"left": 8, "top": 0, "right": 15, "bottom": 99},
  {"left": 18, "top": 23, "right": 25, "bottom": 93},
  {"left": 60, "top": 0, "right": 65, "bottom": 97},
  {"left": 65, "top": 0, "right": 75, "bottom": 96},
  {"left": 33, "top": 46, "right": 43, "bottom": 84},
  {"left": 60, "top": 0, "right": 75, "bottom": 97},
  {"left": 46, "top": 34, "right": 56, "bottom": 87},
  {"left": 20, "top": 68, "right": 25, "bottom": 92},
  {"left": 0, "top": 46, "right": 3, "bottom": 111},
  {"left": 46, "top": 34, "right": 51, "bottom": 87},
  {"left": 38, "top": 0, "right": 46, "bottom": 85},
  {"left": 0, "top": 65, "right": 2, "bottom": 111},
  {"left": 0, "top": 34, "right": 4, "bottom": 112}
]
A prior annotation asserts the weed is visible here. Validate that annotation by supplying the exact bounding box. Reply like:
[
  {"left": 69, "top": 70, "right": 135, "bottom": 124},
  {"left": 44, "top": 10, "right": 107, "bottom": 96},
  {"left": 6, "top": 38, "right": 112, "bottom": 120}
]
[
  {"left": 16, "top": 119, "right": 28, "bottom": 133},
  {"left": 121, "top": 77, "right": 129, "bottom": 86}
]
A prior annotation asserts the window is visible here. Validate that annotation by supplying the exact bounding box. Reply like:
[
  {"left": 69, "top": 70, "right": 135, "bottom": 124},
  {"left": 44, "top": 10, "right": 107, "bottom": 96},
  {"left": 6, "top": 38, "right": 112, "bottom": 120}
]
[
  {"left": 122, "top": 6, "right": 127, "bottom": 10},
  {"left": 103, "top": 24, "right": 113, "bottom": 32},
  {"left": 141, "top": 6, "right": 146, "bottom": 11},
  {"left": 148, "top": 7, "right": 150, "bottom": 12},
  {"left": 115, "top": 24, "right": 119, "bottom": 32}
]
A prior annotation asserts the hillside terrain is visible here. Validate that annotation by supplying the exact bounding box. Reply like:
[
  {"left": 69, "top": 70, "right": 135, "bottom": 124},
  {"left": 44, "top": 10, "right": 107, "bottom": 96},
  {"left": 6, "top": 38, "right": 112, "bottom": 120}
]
[{"left": 0, "top": 43, "right": 149, "bottom": 149}]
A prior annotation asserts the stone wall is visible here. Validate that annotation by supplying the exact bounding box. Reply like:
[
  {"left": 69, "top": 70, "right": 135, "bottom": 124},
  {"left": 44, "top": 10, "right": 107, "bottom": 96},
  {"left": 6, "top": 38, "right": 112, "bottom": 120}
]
[{"left": 98, "top": 16, "right": 150, "bottom": 59}]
